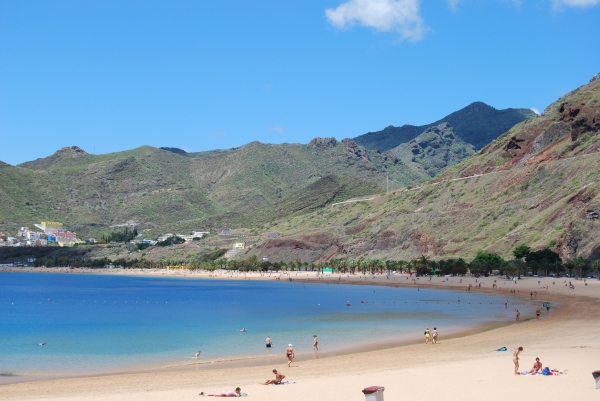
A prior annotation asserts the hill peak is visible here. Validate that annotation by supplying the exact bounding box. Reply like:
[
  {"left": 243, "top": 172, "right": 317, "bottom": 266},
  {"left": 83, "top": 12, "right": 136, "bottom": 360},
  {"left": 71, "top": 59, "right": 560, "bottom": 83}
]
[{"left": 160, "top": 147, "right": 189, "bottom": 156}]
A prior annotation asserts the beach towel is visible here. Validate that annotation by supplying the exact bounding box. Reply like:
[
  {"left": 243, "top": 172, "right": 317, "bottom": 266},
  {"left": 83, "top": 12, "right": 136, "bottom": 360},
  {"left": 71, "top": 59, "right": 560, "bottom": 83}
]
[
  {"left": 494, "top": 347, "right": 512, "bottom": 353},
  {"left": 270, "top": 381, "right": 296, "bottom": 386}
]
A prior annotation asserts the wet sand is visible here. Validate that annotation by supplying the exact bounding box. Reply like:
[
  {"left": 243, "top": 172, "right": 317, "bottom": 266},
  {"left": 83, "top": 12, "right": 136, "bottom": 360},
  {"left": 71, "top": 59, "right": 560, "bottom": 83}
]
[{"left": 2, "top": 268, "right": 599, "bottom": 400}]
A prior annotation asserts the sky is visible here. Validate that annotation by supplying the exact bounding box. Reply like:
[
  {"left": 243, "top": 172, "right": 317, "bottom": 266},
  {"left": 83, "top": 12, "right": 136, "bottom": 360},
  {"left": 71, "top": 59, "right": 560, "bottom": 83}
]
[{"left": 1, "top": 0, "right": 599, "bottom": 165}]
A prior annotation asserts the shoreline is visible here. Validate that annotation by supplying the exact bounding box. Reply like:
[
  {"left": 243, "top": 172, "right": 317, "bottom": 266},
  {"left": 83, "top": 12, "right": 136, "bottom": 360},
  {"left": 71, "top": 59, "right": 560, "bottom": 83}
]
[
  {"left": 0, "top": 268, "right": 537, "bottom": 384},
  {"left": 2, "top": 268, "right": 599, "bottom": 400},
  {"left": 0, "top": 312, "right": 527, "bottom": 386}
]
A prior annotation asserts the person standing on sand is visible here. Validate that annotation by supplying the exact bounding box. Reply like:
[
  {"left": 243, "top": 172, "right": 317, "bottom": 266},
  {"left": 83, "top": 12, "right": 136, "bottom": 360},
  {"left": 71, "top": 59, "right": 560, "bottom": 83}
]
[
  {"left": 513, "top": 347, "right": 523, "bottom": 375},
  {"left": 266, "top": 336, "right": 272, "bottom": 348},
  {"left": 432, "top": 327, "right": 438, "bottom": 344},
  {"left": 286, "top": 344, "right": 294, "bottom": 367},
  {"left": 424, "top": 327, "right": 431, "bottom": 344},
  {"left": 516, "top": 309, "right": 520, "bottom": 323},
  {"left": 536, "top": 307, "right": 540, "bottom": 319},
  {"left": 313, "top": 335, "right": 319, "bottom": 350}
]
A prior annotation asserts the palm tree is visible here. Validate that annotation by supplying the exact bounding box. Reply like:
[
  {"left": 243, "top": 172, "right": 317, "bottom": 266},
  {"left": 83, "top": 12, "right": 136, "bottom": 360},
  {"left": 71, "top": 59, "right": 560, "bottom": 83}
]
[
  {"left": 591, "top": 260, "right": 600, "bottom": 280},
  {"left": 572, "top": 257, "right": 588, "bottom": 278}
]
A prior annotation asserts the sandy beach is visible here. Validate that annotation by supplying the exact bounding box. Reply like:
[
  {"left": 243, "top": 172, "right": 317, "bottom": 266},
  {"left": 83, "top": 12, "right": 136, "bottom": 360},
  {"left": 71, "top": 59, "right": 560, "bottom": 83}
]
[{"left": 2, "top": 268, "right": 599, "bottom": 400}]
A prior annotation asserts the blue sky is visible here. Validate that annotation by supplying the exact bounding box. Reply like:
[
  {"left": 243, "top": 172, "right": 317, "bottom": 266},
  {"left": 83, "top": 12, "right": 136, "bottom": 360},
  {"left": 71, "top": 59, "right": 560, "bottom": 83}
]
[{"left": 1, "top": 0, "right": 599, "bottom": 165}]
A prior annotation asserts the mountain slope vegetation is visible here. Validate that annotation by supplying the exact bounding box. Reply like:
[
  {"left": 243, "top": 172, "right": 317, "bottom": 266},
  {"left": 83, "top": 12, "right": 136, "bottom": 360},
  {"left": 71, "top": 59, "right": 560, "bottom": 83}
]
[
  {"left": 2, "top": 139, "right": 414, "bottom": 237},
  {"left": 248, "top": 73, "right": 600, "bottom": 263}
]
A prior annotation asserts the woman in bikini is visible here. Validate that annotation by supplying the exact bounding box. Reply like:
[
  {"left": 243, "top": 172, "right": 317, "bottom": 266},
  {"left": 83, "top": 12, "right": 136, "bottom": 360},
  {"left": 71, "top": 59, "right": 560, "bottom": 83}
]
[
  {"left": 513, "top": 346, "right": 523, "bottom": 375},
  {"left": 286, "top": 344, "right": 294, "bottom": 367},
  {"left": 424, "top": 327, "right": 431, "bottom": 344}
]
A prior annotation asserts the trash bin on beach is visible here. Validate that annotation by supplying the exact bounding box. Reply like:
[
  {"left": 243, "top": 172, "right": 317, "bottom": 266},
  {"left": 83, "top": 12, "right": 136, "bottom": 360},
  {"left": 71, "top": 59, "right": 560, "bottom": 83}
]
[
  {"left": 593, "top": 371, "right": 600, "bottom": 389},
  {"left": 362, "top": 386, "right": 385, "bottom": 401}
]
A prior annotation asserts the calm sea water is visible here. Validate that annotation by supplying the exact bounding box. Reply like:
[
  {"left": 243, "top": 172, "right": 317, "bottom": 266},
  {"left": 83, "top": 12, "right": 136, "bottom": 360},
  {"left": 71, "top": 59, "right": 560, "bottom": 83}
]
[{"left": 0, "top": 272, "right": 532, "bottom": 377}]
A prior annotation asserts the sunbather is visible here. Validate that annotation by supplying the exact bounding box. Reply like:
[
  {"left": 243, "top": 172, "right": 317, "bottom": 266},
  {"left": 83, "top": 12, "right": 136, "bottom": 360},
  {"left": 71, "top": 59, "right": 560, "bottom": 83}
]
[
  {"left": 205, "top": 387, "right": 242, "bottom": 397},
  {"left": 527, "top": 357, "right": 542, "bottom": 374},
  {"left": 262, "top": 369, "right": 285, "bottom": 385}
]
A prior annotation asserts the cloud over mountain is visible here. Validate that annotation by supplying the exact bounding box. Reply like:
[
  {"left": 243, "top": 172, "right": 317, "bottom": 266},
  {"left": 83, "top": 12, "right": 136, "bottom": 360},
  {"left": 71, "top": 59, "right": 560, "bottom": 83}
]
[{"left": 325, "top": 0, "right": 425, "bottom": 41}]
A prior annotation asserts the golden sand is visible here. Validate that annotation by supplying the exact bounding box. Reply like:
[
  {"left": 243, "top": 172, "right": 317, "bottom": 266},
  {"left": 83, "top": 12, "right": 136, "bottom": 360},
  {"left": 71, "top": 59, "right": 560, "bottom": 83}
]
[{"left": 1, "top": 268, "right": 599, "bottom": 400}]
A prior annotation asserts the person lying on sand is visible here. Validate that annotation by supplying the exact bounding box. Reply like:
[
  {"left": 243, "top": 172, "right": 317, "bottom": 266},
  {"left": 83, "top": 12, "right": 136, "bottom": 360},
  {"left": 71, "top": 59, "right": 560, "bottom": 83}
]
[
  {"left": 527, "top": 357, "right": 542, "bottom": 374},
  {"left": 262, "top": 369, "right": 285, "bottom": 385},
  {"left": 203, "top": 387, "right": 242, "bottom": 397}
]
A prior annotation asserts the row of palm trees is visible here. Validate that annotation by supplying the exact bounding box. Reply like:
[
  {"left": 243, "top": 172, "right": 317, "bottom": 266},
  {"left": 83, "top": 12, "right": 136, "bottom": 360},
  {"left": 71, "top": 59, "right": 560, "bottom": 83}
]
[
  {"left": 34, "top": 252, "right": 600, "bottom": 279},
  {"left": 150, "top": 254, "right": 600, "bottom": 279}
]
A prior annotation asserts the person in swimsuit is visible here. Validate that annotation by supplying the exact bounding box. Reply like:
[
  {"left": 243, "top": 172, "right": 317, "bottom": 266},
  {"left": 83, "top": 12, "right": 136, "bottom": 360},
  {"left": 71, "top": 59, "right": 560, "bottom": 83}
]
[
  {"left": 262, "top": 369, "right": 286, "bottom": 385},
  {"left": 536, "top": 307, "right": 540, "bottom": 319},
  {"left": 266, "top": 336, "right": 272, "bottom": 348},
  {"left": 424, "top": 327, "right": 431, "bottom": 344},
  {"left": 527, "top": 357, "right": 542, "bottom": 374},
  {"left": 313, "top": 335, "right": 319, "bottom": 350},
  {"left": 516, "top": 309, "right": 520, "bottom": 323},
  {"left": 206, "top": 387, "right": 242, "bottom": 397},
  {"left": 195, "top": 350, "right": 201, "bottom": 358},
  {"left": 513, "top": 347, "right": 523, "bottom": 375},
  {"left": 432, "top": 327, "right": 438, "bottom": 344},
  {"left": 286, "top": 344, "right": 294, "bottom": 367}
]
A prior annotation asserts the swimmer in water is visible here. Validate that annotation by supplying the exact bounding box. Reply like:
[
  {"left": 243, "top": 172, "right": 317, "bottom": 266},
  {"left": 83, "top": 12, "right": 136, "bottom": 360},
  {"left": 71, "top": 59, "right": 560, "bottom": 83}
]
[
  {"left": 195, "top": 350, "right": 201, "bottom": 358},
  {"left": 238, "top": 328, "right": 247, "bottom": 332}
]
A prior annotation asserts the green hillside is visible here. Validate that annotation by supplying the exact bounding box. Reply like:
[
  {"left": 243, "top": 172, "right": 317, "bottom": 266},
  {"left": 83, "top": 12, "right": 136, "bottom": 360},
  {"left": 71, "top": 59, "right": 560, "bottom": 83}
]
[
  {"left": 353, "top": 102, "right": 536, "bottom": 152},
  {"left": 246, "top": 73, "right": 600, "bottom": 263},
  {"left": 2, "top": 139, "right": 421, "bottom": 238}
]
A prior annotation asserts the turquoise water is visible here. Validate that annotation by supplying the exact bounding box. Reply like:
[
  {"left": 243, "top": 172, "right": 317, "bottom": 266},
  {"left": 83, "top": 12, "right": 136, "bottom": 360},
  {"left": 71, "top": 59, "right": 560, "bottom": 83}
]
[{"left": 0, "top": 272, "right": 532, "bottom": 377}]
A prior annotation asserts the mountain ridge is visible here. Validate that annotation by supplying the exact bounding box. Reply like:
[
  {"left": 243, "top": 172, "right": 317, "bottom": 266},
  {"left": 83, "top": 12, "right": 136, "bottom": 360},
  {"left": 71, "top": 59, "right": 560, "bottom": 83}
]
[
  {"left": 242, "top": 72, "right": 600, "bottom": 263},
  {"left": 353, "top": 101, "right": 536, "bottom": 152}
]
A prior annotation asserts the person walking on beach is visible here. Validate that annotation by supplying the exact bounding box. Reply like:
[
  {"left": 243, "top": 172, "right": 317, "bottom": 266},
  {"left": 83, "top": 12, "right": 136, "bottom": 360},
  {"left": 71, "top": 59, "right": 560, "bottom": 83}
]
[
  {"left": 516, "top": 309, "right": 520, "bottom": 323},
  {"left": 266, "top": 336, "right": 272, "bottom": 348},
  {"left": 513, "top": 347, "right": 523, "bottom": 375},
  {"left": 432, "top": 327, "right": 438, "bottom": 344},
  {"left": 286, "top": 344, "right": 295, "bottom": 367},
  {"left": 313, "top": 335, "right": 319, "bottom": 350},
  {"left": 424, "top": 327, "right": 431, "bottom": 344},
  {"left": 195, "top": 350, "right": 201, "bottom": 358},
  {"left": 535, "top": 307, "right": 540, "bottom": 320}
]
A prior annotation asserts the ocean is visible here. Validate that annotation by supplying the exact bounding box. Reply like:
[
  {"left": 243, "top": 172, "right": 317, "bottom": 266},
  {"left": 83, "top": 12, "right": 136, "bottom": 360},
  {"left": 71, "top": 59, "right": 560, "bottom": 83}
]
[{"left": 0, "top": 272, "right": 533, "bottom": 379}]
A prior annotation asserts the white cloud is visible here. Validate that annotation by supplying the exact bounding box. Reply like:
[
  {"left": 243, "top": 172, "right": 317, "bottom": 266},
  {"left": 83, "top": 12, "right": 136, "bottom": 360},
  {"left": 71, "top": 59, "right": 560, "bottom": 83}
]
[
  {"left": 531, "top": 108, "right": 540, "bottom": 115},
  {"left": 268, "top": 125, "right": 287, "bottom": 134},
  {"left": 325, "top": 0, "right": 426, "bottom": 41},
  {"left": 551, "top": 0, "right": 600, "bottom": 9},
  {"left": 447, "top": 0, "right": 462, "bottom": 11}
]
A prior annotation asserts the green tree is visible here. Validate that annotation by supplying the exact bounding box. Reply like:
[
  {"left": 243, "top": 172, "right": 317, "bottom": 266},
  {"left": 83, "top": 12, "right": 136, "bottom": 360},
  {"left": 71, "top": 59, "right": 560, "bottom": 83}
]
[
  {"left": 526, "top": 249, "right": 561, "bottom": 276},
  {"left": 512, "top": 244, "right": 531, "bottom": 260}
]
